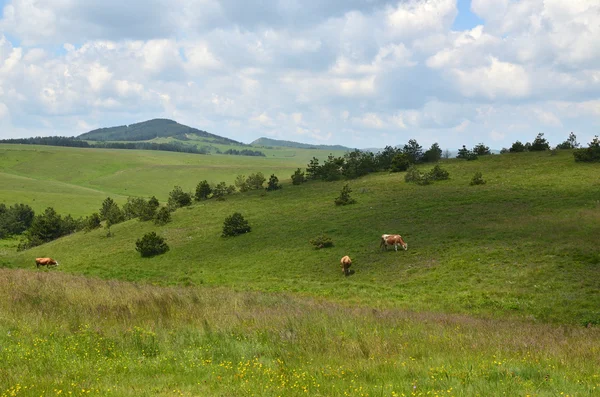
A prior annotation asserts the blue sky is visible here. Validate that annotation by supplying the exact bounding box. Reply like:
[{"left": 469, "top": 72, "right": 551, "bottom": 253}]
[{"left": 0, "top": 0, "right": 599, "bottom": 150}]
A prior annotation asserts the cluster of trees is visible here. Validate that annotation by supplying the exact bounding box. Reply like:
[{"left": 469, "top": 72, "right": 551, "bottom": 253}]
[
  {"left": 0, "top": 203, "right": 35, "bottom": 239},
  {"left": 0, "top": 136, "right": 210, "bottom": 155},
  {"left": 223, "top": 149, "right": 266, "bottom": 157}
]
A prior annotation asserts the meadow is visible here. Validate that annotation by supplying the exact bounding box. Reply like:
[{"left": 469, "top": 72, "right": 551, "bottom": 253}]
[{"left": 0, "top": 145, "right": 599, "bottom": 396}]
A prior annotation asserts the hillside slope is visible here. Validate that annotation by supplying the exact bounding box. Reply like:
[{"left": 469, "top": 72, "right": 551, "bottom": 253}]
[
  {"left": 3, "top": 150, "right": 599, "bottom": 325},
  {"left": 78, "top": 118, "right": 241, "bottom": 145},
  {"left": 252, "top": 137, "right": 353, "bottom": 151}
]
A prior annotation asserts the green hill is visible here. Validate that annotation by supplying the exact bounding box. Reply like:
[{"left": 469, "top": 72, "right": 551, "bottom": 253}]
[
  {"left": 1, "top": 148, "right": 599, "bottom": 395},
  {"left": 78, "top": 118, "right": 242, "bottom": 145},
  {"left": 252, "top": 137, "right": 353, "bottom": 151}
]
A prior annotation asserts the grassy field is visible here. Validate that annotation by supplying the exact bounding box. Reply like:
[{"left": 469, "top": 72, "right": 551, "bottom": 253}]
[
  {"left": 0, "top": 146, "right": 599, "bottom": 395},
  {"left": 0, "top": 144, "right": 344, "bottom": 217}
]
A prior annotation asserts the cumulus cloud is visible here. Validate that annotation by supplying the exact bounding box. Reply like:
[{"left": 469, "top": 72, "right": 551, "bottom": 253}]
[{"left": 0, "top": 0, "right": 599, "bottom": 149}]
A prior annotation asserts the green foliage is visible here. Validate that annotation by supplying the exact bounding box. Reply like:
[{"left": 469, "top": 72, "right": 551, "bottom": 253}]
[
  {"left": 573, "top": 136, "right": 600, "bottom": 162},
  {"left": 470, "top": 172, "right": 486, "bottom": 186},
  {"left": 246, "top": 172, "right": 266, "bottom": 190},
  {"left": 135, "top": 232, "right": 169, "bottom": 257},
  {"left": 99, "top": 197, "right": 123, "bottom": 222},
  {"left": 0, "top": 203, "right": 35, "bottom": 238},
  {"left": 473, "top": 143, "right": 491, "bottom": 156},
  {"left": 211, "top": 182, "right": 230, "bottom": 200},
  {"left": 266, "top": 174, "right": 281, "bottom": 191},
  {"left": 376, "top": 146, "right": 400, "bottom": 170},
  {"left": 305, "top": 157, "right": 321, "bottom": 180},
  {"left": 457, "top": 145, "right": 478, "bottom": 160},
  {"left": 123, "top": 197, "right": 152, "bottom": 220},
  {"left": 291, "top": 168, "right": 306, "bottom": 185},
  {"left": 403, "top": 139, "right": 423, "bottom": 163},
  {"left": 222, "top": 212, "right": 251, "bottom": 237},
  {"left": 510, "top": 140, "right": 527, "bottom": 152},
  {"left": 154, "top": 207, "right": 172, "bottom": 226},
  {"left": 18, "top": 207, "right": 81, "bottom": 250},
  {"left": 530, "top": 133, "right": 551, "bottom": 151},
  {"left": 556, "top": 132, "right": 579, "bottom": 150},
  {"left": 390, "top": 152, "right": 411, "bottom": 172},
  {"left": 195, "top": 180, "right": 212, "bottom": 200},
  {"left": 404, "top": 165, "right": 423, "bottom": 183},
  {"left": 342, "top": 150, "right": 376, "bottom": 179},
  {"left": 309, "top": 234, "right": 334, "bottom": 249},
  {"left": 423, "top": 143, "right": 442, "bottom": 163},
  {"left": 334, "top": 184, "right": 356, "bottom": 206},
  {"left": 83, "top": 212, "right": 102, "bottom": 232},
  {"left": 427, "top": 164, "right": 450, "bottom": 181},
  {"left": 234, "top": 175, "right": 249, "bottom": 192},
  {"left": 168, "top": 186, "right": 192, "bottom": 209}
]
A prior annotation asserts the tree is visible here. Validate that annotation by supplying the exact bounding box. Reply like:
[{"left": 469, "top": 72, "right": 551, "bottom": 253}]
[
  {"left": 556, "top": 132, "right": 579, "bottom": 149},
  {"left": 376, "top": 146, "right": 400, "bottom": 170},
  {"left": 306, "top": 157, "right": 321, "bottom": 180},
  {"left": 168, "top": 186, "right": 192, "bottom": 209},
  {"left": 530, "top": 133, "right": 550, "bottom": 151},
  {"left": 266, "top": 174, "right": 281, "bottom": 191},
  {"left": 100, "top": 197, "right": 123, "bottom": 222},
  {"left": 24, "top": 207, "right": 65, "bottom": 245},
  {"left": 84, "top": 212, "right": 102, "bottom": 232},
  {"left": 154, "top": 207, "right": 172, "bottom": 225},
  {"left": 246, "top": 172, "right": 266, "bottom": 190},
  {"left": 470, "top": 172, "right": 486, "bottom": 186},
  {"left": 212, "top": 182, "right": 229, "bottom": 200},
  {"left": 123, "top": 197, "right": 151, "bottom": 220},
  {"left": 473, "top": 143, "right": 491, "bottom": 156},
  {"left": 390, "top": 152, "right": 411, "bottom": 172},
  {"left": 234, "top": 175, "right": 249, "bottom": 192},
  {"left": 0, "top": 203, "right": 34, "bottom": 238},
  {"left": 403, "top": 139, "right": 423, "bottom": 163},
  {"left": 509, "top": 141, "right": 526, "bottom": 152},
  {"left": 195, "top": 180, "right": 212, "bottom": 201},
  {"left": 443, "top": 149, "right": 451, "bottom": 159},
  {"left": 423, "top": 143, "right": 442, "bottom": 163},
  {"left": 291, "top": 168, "right": 306, "bottom": 185},
  {"left": 104, "top": 202, "right": 125, "bottom": 237},
  {"left": 334, "top": 184, "right": 356, "bottom": 206},
  {"left": 573, "top": 135, "right": 600, "bottom": 162},
  {"left": 457, "top": 145, "right": 477, "bottom": 160},
  {"left": 222, "top": 212, "right": 251, "bottom": 237},
  {"left": 135, "top": 232, "right": 169, "bottom": 257}
]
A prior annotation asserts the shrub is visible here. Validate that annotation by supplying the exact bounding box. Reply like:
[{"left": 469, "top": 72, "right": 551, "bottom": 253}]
[
  {"left": 234, "top": 175, "right": 249, "bottom": 192},
  {"left": 390, "top": 152, "right": 411, "bottom": 172},
  {"left": 573, "top": 136, "right": 600, "bottom": 162},
  {"left": 154, "top": 207, "right": 172, "bottom": 225},
  {"left": 309, "top": 235, "right": 334, "bottom": 249},
  {"left": 334, "top": 184, "right": 356, "bottom": 206},
  {"left": 0, "top": 203, "right": 35, "bottom": 238},
  {"left": 135, "top": 232, "right": 169, "bottom": 257},
  {"left": 291, "top": 168, "right": 306, "bottom": 185},
  {"left": 168, "top": 186, "right": 192, "bottom": 209},
  {"left": 416, "top": 173, "right": 433, "bottom": 185},
  {"left": 83, "top": 212, "right": 102, "bottom": 232},
  {"left": 530, "top": 133, "right": 550, "bottom": 151},
  {"left": 427, "top": 164, "right": 449, "bottom": 181},
  {"left": 404, "top": 166, "right": 422, "bottom": 183},
  {"left": 246, "top": 172, "right": 266, "bottom": 190},
  {"left": 473, "top": 143, "right": 491, "bottom": 156},
  {"left": 212, "top": 182, "right": 229, "bottom": 200},
  {"left": 509, "top": 141, "right": 526, "bottom": 153},
  {"left": 470, "top": 172, "right": 486, "bottom": 186},
  {"left": 222, "top": 212, "right": 251, "bottom": 237},
  {"left": 123, "top": 197, "right": 151, "bottom": 220},
  {"left": 195, "top": 180, "right": 212, "bottom": 200},
  {"left": 266, "top": 174, "right": 281, "bottom": 191}
]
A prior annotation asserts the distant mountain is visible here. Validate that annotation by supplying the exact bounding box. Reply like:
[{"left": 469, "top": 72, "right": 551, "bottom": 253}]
[
  {"left": 251, "top": 137, "right": 353, "bottom": 151},
  {"left": 77, "top": 119, "right": 242, "bottom": 145}
]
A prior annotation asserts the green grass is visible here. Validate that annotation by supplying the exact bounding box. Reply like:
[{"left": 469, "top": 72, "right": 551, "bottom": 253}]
[
  {"left": 1, "top": 269, "right": 598, "bottom": 396},
  {"left": 0, "top": 144, "right": 342, "bottom": 217},
  {"left": 1, "top": 146, "right": 599, "bottom": 395}
]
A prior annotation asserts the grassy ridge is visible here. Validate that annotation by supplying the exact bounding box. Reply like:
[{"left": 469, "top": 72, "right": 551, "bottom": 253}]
[
  {"left": 3, "top": 149, "right": 599, "bottom": 325},
  {"left": 1, "top": 269, "right": 598, "bottom": 396},
  {"left": 0, "top": 144, "right": 344, "bottom": 217}
]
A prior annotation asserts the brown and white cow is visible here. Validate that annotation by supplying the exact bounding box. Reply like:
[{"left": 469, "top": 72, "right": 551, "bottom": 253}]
[
  {"left": 340, "top": 255, "right": 352, "bottom": 276},
  {"left": 35, "top": 257, "right": 59, "bottom": 268},
  {"left": 380, "top": 234, "right": 408, "bottom": 251}
]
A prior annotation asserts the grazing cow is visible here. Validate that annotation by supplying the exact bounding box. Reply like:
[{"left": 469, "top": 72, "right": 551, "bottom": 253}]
[
  {"left": 35, "top": 257, "right": 59, "bottom": 268},
  {"left": 380, "top": 234, "right": 408, "bottom": 251},
  {"left": 340, "top": 255, "right": 352, "bottom": 276}
]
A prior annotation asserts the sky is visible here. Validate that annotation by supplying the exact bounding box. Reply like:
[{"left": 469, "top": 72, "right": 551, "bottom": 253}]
[{"left": 0, "top": 0, "right": 598, "bottom": 150}]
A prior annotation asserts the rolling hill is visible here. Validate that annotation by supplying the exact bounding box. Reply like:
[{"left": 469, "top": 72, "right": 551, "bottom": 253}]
[
  {"left": 1, "top": 147, "right": 599, "bottom": 395},
  {"left": 78, "top": 118, "right": 242, "bottom": 145},
  {"left": 251, "top": 137, "right": 354, "bottom": 151}
]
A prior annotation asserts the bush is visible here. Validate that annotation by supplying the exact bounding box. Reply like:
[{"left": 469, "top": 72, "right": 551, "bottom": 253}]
[
  {"left": 212, "top": 182, "right": 229, "bottom": 200},
  {"left": 222, "top": 212, "right": 251, "bottom": 237},
  {"left": 135, "top": 232, "right": 169, "bottom": 257},
  {"left": 573, "top": 136, "right": 600, "bottom": 162},
  {"left": 123, "top": 197, "right": 151, "bottom": 220},
  {"left": 509, "top": 141, "right": 526, "bottom": 153},
  {"left": 404, "top": 166, "right": 422, "bottom": 183},
  {"left": 427, "top": 164, "right": 449, "bottom": 181},
  {"left": 291, "top": 168, "right": 306, "bottom": 185},
  {"left": 154, "top": 207, "right": 172, "bottom": 225},
  {"left": 334, "top": 184, "right": 356, "bottom": 206},
  {"left": 473, "top": 143, "right": 491, "bottom": 156},
  {"left": 390, "top": 152, "right": 411, "bottom": 172},
  {"left": 266, "top": 174, "right": 281, "bottom": 191},
  {"left": 530, "top": 133, "right": 550, "bottom": 151},
  {"left": 168, "top": 186, "right": 192, "bottom": 209},
  {"left": 309, "top": 235, "right": 334, "bottom": 249},
  {"left": 234, "top": 175, "right": 249, "bottom": 192},
  {"left": 83, "top": 212, "right": 102, "bottom": 232},
  {"left": 246, "top": 172, "right": 266, "bottom": 190},
  {"left": 470, "top": 172, "right": 486, "bottom": 186},
  {"left": 195, "top": 180, "right": 212, "bottom": 200},
  {"left": 0, "top": 203, "right": 35, "bottom": 238}
]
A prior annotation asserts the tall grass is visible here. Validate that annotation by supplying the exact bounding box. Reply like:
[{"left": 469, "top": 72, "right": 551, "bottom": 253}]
[{"left": 1, "top": 269, "right": 598, "bottom": 396}]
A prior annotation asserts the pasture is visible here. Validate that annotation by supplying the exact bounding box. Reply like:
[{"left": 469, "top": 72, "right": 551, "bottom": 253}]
[{"left": 0, "top": 145, "right": 599, "bottom": 395}]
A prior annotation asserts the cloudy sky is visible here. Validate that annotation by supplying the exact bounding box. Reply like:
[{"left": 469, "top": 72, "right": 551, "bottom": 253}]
[{"left": 0, "top": 0, "right": 598, "bottom": 150}]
